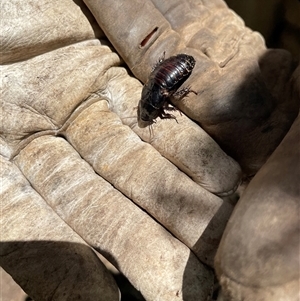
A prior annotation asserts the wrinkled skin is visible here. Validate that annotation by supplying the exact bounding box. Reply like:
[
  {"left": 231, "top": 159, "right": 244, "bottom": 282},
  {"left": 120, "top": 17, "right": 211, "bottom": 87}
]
[{"left": 0, "top": 0, "right": 299, "bottom": 301}]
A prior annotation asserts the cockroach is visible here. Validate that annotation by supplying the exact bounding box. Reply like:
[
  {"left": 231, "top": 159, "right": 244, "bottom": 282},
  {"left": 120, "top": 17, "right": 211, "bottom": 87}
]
[{"left": 137, "top": 53, "right": 197, "bottom": 127}]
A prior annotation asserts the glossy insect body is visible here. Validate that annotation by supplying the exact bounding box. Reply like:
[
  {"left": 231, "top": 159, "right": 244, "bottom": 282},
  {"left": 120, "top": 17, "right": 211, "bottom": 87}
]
[{"left": 138, "top": 54, "right": 196, "bottom": 126}]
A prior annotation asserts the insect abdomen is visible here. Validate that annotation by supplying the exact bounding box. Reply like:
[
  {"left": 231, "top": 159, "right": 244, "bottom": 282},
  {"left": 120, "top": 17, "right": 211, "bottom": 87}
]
[
  {"left": 137, "top": 53, "right": 196, "bottom": 125},
  {"left": 152, "top": 54, "right": 196, "bottom": 91}
]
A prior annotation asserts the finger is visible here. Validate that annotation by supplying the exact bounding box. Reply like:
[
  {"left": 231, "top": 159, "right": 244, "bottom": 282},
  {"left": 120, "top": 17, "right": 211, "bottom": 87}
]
[
  {"left": 14, "top": 135, "right": 214, "bottom": 301},
  {"left": 0, "top": 0, "right": 103, "bottom": 64},
  {"left": 95, "top": 65, "right": 241, "bottom": 195},
  {"left": 83, "top": 0, "right": 182, "bottom": 82},
  {"left": 0, "top": 155, "right": 119, "bottom": 300},
  {"left": 215, "top": 113, "right": 300, "bottom": 300}
]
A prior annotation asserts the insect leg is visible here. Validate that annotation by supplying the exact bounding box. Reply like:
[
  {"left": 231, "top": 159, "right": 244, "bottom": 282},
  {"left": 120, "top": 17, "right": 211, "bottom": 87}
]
[
  {"left": 152, "top": 51, "right": 166, "bottom": 70},
  {"left": 173, "top": 86, "right": 198, "bottom": 99},
  {"left": 159, "top": 111, "right": 179, "bottom": 123}
]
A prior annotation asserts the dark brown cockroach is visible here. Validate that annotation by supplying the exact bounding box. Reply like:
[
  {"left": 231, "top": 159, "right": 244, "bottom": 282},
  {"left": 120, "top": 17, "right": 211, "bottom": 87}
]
[{"left": 137, "top": 53, "right": 197, "bottom": 127}]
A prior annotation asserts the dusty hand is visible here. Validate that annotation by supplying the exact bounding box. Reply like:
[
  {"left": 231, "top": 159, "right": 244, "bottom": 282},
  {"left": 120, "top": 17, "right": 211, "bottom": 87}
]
[
  {"left": 0, "top": 1, "right": 240, "bottom": 300},
  {"left": 1, "top": 0, "right": 299, "bottom": 301},
  {"left": 86, "top": 1, "right": 299, "bottom": 300}
]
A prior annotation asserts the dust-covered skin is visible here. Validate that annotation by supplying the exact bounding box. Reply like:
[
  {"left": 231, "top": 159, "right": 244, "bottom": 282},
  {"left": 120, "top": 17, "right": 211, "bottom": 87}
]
[
  {"left": 1, "top": 0, "right": 299, "bottom": 301},
  {"left": 87, "top": 0, "right": 298, "bottom": 176},
  {"left": 215, "top": 114, "right": 300, "bottom": 301}
]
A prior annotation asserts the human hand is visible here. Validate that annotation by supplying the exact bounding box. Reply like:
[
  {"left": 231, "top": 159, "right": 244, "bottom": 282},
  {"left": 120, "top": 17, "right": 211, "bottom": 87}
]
[
  {"left": 1, "top": 0, "right": 298, "bottom": 301},
  {"left": 82, "top": 3, "right": 300, "bottom": 301},
  {"left": 1, "top": 1, "right": 239, "bottom": 300}
]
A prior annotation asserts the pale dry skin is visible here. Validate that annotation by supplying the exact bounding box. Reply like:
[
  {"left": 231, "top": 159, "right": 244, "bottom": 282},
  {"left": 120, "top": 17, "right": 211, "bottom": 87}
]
[
  {"left": 1, "top": 0, "right": 299, "bottom": 301},
  {"left": 1, "top": 155, "right": 119, "bottom": 300},
  {"left": 215, "top": 114, "right": 300, "bottom": 301},
  {"left": 13, "top": 136, "right": 213, "bottom": 301}
]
